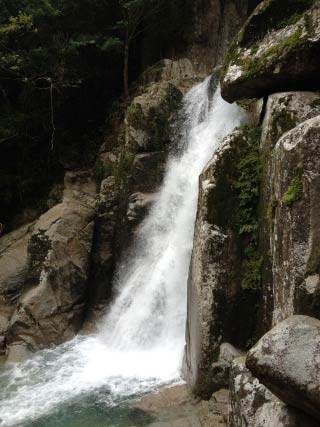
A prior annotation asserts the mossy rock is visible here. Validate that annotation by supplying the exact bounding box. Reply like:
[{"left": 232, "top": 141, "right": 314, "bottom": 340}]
[
  {"left": 221, "top": 0, "right": 320, "bottom": 102},
  {"left": 125, "top": 82, "right": 183, "bottom": 152}
]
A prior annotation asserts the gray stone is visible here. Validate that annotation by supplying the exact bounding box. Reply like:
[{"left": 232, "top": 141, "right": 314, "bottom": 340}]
[
  {"left": 259, "top": 92, "right": 320, "bottom": 332},
  {"left": 221, "top": 1, "right": 320, "bottom": 102},
  {"left": 0, "top": 171, "right": 97, "bottom": 352},
  {"left": 6, "top": 342, "right": 32, "bottom": 364},
  {"left": 125, "top": 81, "right": 183, "bottom": 152},
  {"left": 246, "top": 315, "right": 320, "bottom": 421},
  {"left": 184, "top": 129, "right": 255, "bottom": 398},
  {"left": 211, "top": 343, "right": 245, "bottom": 391},
  {"left": 229, "top": 356, "right": 277, "bottom": 427},
  {"left": 229, "top": 356, "right": 316, "bottom": 426},
  {"left": 269, "top": 116, "right": 320, "bottom": 323},
  {"left": 255, "top": 402, "right": 319, "bottom": 427}
]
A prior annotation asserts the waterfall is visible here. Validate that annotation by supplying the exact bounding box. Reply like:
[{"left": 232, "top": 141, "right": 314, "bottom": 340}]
[{"left": 0, "top": 80, "right": 244, "bottom": 427}]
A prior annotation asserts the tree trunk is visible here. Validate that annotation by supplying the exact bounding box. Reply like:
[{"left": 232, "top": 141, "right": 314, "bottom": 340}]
[{"left": 123, "top": 41, "right": 129, "bottom": 99}]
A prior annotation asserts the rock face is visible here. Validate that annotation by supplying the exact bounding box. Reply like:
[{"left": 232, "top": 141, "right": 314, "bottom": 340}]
[
  {"left": 221, "top": 0, "right": 320, "bottom": 102},
  {"left": 259, "top": 92, "right": 320, "bottom": 329},
  {"left": 229, "top": 356, "right": 318, "bottom": 427},
  {"left": 184, "top": 128, "right": 259, "bottom": 398},
  {"left": 270, "top": 116, "right": 320, "bottom": 323},
  {"left": 246, "top": 315, "right": 320, "bottom": 421},
  {"left": 189, "top": 0, "right": 260, "bottom": 73},
  {"left": 0, "top": 172, "right": 96, "bottom": 356}
]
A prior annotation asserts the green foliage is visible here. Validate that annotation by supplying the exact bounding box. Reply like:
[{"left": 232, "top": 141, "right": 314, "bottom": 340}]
[
  {"left": 0, "top": 11, "right": 34, "bottom": 34},
  {"left": 283, "top": 177, "right": 303, "bottom": 205},
  {"left": 236, "top": 126, "right": 262, "bottom": 241},
  {"left": 235, "top": 126, "right": 263, "bottom": 291},
  {"left": 0, "top": 0, "right": 193, "bottom": 229},
  {"left": 241, "top": 255, "right": 263, "bottom": 290}
]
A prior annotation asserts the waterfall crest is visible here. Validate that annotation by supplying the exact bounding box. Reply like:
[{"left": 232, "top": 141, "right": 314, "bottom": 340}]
[{"left": 0, "top": 80, "right": 245, "bottom": 427}]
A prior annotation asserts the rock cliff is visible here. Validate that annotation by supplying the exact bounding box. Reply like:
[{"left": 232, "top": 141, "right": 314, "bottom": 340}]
[{"left": 184, "top": 0, "right": 320, "bottom": 425}]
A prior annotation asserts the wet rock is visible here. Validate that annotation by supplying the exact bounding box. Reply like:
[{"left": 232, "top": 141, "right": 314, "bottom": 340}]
[
  {"left": 0, "top": 222, "right": 35, "bottom": 353},
  {"left": 269, "top": 116, "right": 320, "bottom": 323},
  {"left": 6, "top": 342, "right": 32, "bottom": 364},
  {"left": 86, "top": 60, "right": 204, "bottom": 323},
  {"left": 133, "top": 385, "right": 202, "bottom": 427},
  {"left": 184, "top": 128, "right": 257, "bottom": 398},
  {"left": 246, "top": 315, "right": 320, "bottom": 421},
  {"left": 125, "top": 81, "right": 183, "bottom": 152},
  {"left": 200, "top": 389, "right": 229, "bottom": 427},
  {"left": 134, "top": 385, "right": 198, "bottom": 413},
  {"left": 221, "top": 0, "right": 320, "bottom": 102},
  {"left": 133, "top": 384, "right": 228, "bottom": 427}
]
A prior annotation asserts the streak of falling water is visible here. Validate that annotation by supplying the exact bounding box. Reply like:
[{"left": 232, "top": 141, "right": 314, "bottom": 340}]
[{"left": 0, "top": 80, "right": 245, "bottom": 427}]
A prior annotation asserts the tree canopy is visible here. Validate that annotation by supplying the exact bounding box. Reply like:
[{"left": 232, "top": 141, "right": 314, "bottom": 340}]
[{"left": 0, "top": 0, "right": 192, "bottom": 228}]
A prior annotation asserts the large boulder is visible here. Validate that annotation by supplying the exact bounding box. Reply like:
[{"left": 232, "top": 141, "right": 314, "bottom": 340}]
[
  {"left": 184, "top": 128, "right": 259, "bottom": 398},
  {"left": 230, "top": 356, "right": 318, "bottom": 427},
  {"left": 0, "top": 222, "right": 34, "bottom": 353},
  {"left": 0, "top": 171, "right": 97, "bottom": 355},
  {"left": 258, "top": 92, "right": 320, "bottom": 330},
  {"left": 269, "top": 115, "right": 320, "bottom": 323},
  {"left": 125, "top": 81, "right": 183, "bottom": 152},
  {"left": 246, "top": 315, "right": 320, "bottom": 421},
  {"left": 221, "top": 0, "right": 320, "bottom": 102}
]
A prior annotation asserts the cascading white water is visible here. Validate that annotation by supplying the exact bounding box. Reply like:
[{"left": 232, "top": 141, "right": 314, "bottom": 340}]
[{"left": 0, "top": 80, "right": 245, "bottom": 427}]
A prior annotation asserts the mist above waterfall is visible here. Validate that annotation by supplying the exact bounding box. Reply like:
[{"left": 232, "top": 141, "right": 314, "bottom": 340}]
[{"left": 0, "top": 79, "right": 244, "bottom": 427}]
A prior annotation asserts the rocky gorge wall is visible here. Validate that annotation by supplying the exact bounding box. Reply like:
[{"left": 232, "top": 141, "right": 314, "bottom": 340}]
[
  {"left": 1, "top": 0, "right": 320, "bottom": 425},
  {"left": 184, "top": 0, "right": 320, "bottom": 425}
]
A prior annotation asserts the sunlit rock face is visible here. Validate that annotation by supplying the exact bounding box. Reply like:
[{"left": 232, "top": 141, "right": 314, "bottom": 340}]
[
  {"left": 0, "top": 172, "right": 96, "bottom": 357},
  {"left": 269, "top": 116, "right": 320, "bottom": 324},
  {"left": 229, "top": 356, "right": 319, "bottom": 427},
  {"left": 247, "top": 315, "right": 320, "bottom": 422},
  {"left": 221, "top": 0, "right": 320, "bottom": 102},
  {"left": 259, "top": 92, "right": 320, "bottom": 328}
]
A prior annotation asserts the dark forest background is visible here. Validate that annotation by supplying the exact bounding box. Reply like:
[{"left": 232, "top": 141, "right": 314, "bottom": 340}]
[{"left": 0, "top": 0, "right": 193, "bottom": 227}]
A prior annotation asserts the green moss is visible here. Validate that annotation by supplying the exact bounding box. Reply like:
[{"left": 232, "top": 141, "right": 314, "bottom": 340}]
[
  {"left": 220, "top": 43, "right": 239, "bottom": 83},
  {"left": 126, "top": 85, "right": 182, "bottom": 152},
  {"left": 236, "top": 98, "right": 259, "bottom": 113},
  {"left": 241, "top": 255, "right": 264, "bottom": 290},
  {"left": 227, "top": 125, "right": 264, "bottom": 291},
  {"left": 126, "top": 102, "right": 145, "bottom": 130},
  {"left": 283, "top": 176, "right": 303, "bottom": 205},
  {"left": 243, "top": 27, "right": 303, "bottom": 78},
  {"left": 236, "top": 126, "right": 262, "bottom": 241}
]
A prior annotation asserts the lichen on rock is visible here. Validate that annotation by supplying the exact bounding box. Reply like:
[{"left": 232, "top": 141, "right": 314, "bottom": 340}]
[{"left": 221, "top": 0, "right": 320, "bottom": 102}]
